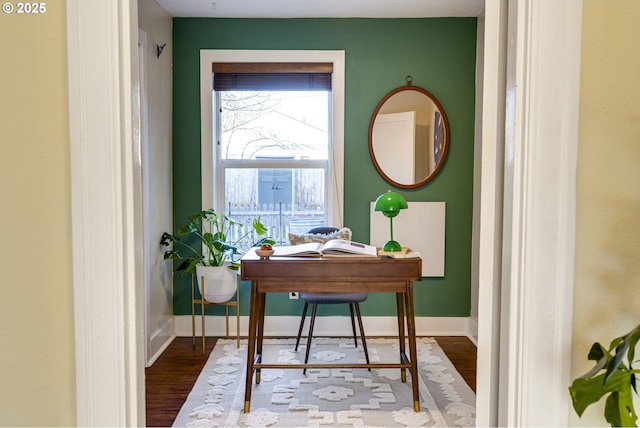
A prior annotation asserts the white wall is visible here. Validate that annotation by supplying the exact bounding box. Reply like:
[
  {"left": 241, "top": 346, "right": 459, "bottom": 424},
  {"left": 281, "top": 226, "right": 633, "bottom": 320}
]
[
  {"left": 571, "top": 0, "right": 640, "bottom": 425},
  {"left": 138, "top": 0, "right": 174, "bottom": 366},
  {"left": 0, "top": 3, "right": 76, "bottom": 425}
]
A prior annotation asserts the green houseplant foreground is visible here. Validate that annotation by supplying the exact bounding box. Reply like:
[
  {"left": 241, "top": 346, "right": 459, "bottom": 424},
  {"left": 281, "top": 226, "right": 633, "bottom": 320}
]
[{"left": 570, "top": 324, "right": 640, "bottom": 427}]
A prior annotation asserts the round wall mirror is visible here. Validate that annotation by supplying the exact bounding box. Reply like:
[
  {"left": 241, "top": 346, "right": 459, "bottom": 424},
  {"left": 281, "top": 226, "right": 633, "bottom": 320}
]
[{"left": 368, "top": 78, "right": 450, "bottom": 189}]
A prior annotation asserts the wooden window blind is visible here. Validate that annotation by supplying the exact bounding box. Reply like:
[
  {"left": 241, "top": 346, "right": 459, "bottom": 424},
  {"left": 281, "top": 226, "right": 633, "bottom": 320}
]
[{"left": 213, "top": 62, "right": 333, "bottom": 91}]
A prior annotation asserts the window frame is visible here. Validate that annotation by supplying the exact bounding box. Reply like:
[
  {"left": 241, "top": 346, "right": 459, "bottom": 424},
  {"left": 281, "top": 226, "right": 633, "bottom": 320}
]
[{"left": 200, "top": 50, "right": 345, "bottom": 227}]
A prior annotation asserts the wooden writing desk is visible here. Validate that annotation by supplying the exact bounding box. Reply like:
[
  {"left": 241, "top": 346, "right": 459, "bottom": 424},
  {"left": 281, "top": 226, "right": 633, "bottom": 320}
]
[{"left": 240, "top": 250, "right": 423, "bottom": 413}]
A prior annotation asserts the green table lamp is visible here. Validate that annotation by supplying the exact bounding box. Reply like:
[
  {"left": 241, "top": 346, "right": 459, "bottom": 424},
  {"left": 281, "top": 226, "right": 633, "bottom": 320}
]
[{"left": 374, "top": 191, "right": 408, "bottom": 252}]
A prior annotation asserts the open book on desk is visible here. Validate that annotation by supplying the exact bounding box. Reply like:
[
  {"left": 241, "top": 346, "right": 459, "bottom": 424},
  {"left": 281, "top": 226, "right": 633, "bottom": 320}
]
[{"left": 272, "top": 239, "right": 378, "bottom": 257}]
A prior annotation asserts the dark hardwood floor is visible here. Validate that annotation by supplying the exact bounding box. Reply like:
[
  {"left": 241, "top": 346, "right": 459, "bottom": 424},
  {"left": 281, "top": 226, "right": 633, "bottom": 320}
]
[{"left": 145, "top": 336, "right": 477, "bottom": 427}]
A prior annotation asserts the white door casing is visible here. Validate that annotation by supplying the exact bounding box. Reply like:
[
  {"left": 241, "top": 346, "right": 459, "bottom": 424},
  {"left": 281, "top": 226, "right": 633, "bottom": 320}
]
[
  {"left": 67, "top": 0, "right": 144, "bottom": 426},
  {"left": 495, "top": 0, "right": 582, "bottom": 426}
]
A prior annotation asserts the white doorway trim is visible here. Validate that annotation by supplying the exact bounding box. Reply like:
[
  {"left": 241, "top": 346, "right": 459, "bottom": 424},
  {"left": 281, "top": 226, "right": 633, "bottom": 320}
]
[
  {"left": 67, "top": 0, "right": 144, "bottom": 426},
  {"left": 493, "top": 0, "right": 582, "bottom": 426},
  {"left": 474, "top": 0, "right": 509, "bottom": 425}
]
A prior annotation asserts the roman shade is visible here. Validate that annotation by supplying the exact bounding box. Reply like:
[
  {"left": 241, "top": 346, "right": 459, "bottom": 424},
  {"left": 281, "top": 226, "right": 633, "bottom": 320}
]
[{"left": 213, "top": 62, "right": 333, "bottom": 91}]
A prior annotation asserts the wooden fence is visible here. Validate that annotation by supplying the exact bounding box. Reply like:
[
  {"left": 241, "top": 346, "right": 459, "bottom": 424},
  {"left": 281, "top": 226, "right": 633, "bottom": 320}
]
[{"left": 226, "top": 202, "right": 325, "bottom": 246}]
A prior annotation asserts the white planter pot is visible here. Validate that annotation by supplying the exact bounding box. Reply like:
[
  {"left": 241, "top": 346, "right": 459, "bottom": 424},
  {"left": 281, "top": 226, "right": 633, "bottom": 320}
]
[{"left": 195, "top": 264, "right": 237, "bottom": 303}]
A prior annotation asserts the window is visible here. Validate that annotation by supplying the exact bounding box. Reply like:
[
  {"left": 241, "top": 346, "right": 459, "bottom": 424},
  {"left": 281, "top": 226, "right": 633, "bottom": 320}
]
[{"left": 200, "top": 51, "right": 345, "bottom": 245}]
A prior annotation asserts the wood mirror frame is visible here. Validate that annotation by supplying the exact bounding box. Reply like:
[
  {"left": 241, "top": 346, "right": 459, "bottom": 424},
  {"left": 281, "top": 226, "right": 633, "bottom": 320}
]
[{"left": 368, "top": 78, "right": 450, "bottom": 189}]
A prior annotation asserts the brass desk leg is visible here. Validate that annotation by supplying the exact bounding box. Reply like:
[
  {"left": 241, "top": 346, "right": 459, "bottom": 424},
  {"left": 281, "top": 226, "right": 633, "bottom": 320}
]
[
  {"left": 405, "top": 282, "right": 420, "bottom": 412},
  {"left": 396, "top": 292, "right": 406, "bottom": 383},
  {"left": 244, "top": 281, "right": 258, "bottom": 413},
  {"left": 255, "top": 292, "right": 266, "bottom": 384}
]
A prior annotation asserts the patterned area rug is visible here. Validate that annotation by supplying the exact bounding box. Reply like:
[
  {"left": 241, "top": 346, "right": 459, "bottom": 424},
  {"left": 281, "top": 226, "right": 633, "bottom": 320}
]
[{"left": 172, "top": 337, "right": 476, "bottom": 427}]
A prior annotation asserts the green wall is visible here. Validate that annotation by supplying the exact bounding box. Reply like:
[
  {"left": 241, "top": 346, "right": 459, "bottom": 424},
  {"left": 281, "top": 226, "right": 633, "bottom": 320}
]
[{"left": 172, "top": 18, "right": 477, "bottom": 317}]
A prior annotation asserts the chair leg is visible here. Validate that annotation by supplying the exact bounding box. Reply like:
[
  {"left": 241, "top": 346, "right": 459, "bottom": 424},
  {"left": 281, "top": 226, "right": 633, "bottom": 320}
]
[
  {"left": 303, "top": 304, "right": 318, "bottom": 375},
  {"left": 354, "top": 303, "right": 371, "bottom": 370},
  {"left": 349, "top": 303, "right": 359, "bottom": 348},
  {"left": 295, "top": 301, "right": 309, "bottom": 352}
]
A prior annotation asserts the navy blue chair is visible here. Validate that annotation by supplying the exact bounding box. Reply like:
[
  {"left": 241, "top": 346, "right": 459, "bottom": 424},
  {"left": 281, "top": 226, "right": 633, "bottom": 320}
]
[{"left": 294, "top": 227, "right": 370, "bottom": 373}]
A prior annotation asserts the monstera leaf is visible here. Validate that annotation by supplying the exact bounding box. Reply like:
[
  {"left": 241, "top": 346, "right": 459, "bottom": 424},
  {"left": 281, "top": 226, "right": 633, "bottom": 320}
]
[{"left": 570, "top": 324, "right": 640, "bottom": 427}]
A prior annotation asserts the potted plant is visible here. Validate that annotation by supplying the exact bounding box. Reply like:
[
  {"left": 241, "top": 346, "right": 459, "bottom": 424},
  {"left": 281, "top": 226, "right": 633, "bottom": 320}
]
[
  {"left": 569, "top": 323, "right": 640, "bottom": 427},
  {"left": 160, "top": 208, "right": 274, "bottom": 303}
]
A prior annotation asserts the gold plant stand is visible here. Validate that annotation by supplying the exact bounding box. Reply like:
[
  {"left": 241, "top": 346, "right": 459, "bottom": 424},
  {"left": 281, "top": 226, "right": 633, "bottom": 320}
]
[{"left": 191, "top": 272, "right": 240, "bottom": 354}]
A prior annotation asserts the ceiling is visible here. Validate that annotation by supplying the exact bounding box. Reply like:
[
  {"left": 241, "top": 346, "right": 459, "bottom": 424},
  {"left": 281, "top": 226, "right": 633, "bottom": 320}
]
[{"left": 155, "top": 0, "right": 485, "bottom": 18}]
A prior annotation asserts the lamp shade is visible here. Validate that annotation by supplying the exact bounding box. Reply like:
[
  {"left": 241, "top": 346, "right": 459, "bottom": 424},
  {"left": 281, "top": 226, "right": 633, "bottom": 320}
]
[{"left": 374, "top": 191, "right": 408, "bottom": 218}]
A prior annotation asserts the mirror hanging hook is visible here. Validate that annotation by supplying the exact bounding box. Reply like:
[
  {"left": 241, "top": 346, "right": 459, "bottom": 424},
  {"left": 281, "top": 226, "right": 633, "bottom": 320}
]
[{"left": 405, "top": 75, "right": 413, "bottom": 86}]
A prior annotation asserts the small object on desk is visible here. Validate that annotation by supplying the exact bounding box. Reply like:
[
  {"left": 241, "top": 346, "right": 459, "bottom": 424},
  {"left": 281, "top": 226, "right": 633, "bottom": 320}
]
[
  {"left": 255, "top": 249, "right": 274, "bottom": 258},
  {"left": 379, "top": 247, "right": 410, "bottom": 255},
  {"left": 378, "top": 247, "right": 421, "bottom": 258},
  {"left": 255, "top": 244, "right": 274, "bottom": 259}
]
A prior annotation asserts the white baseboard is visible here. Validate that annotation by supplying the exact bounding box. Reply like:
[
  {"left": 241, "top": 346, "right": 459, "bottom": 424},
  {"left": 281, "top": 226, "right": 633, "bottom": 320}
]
[
  {"left": 146, "top": 317, "right": 176, "bottom": 367},
  {"left": 174, "top": 315, "right": 472, "bottom": 338},
  {"left": 468, "top": 317, "right": 479, "bottom": 345}
]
